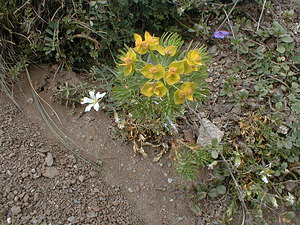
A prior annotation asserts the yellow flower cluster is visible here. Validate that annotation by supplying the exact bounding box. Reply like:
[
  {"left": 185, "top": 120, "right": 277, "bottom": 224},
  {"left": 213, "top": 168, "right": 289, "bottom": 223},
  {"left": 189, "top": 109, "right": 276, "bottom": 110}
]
[
  {"left": 119, "top": 48, "right": 136, "bottom": 76},
  {"left": 118, "top": 31, "right": 204, "bottom": 104}
]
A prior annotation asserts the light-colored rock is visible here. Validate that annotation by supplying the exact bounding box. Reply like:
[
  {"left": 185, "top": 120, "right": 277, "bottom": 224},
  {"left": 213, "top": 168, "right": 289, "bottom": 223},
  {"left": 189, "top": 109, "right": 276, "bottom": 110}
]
[
  {"left": 10, "top": 206, "right": 21, "bottom": 215},
  {"left": 45, "top": 153, "right": 54, "bottom": 166},
  {"left": 42, "top": 167, "right": 59, "bottom": 178},
  {"left": 196, "top": 119, "right": 224, "bottom": 146},
  {"left": 78, "top": 175, "right": 84, "bottom": 182},
  {"left": 167, "top": 178, "right": 173, "bottom": 184}
]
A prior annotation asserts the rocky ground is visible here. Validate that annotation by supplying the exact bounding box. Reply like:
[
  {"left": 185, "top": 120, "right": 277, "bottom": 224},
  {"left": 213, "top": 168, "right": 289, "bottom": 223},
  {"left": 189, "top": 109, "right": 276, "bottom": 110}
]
[{"left": 0, "top": 100, "right": 147, "bottom": 225}]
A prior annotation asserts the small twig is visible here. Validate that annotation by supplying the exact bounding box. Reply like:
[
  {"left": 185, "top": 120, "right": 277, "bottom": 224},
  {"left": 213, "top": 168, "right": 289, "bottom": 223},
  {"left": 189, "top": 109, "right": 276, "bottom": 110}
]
[
  {"left": 167, "top": 116, "right": 179, "bottom": 134},
  {"left": 13, "top": 0, "right": 30, "bottom": 15},
  {"left": 276, "top": 180, "right": 300, "bottom": 185},
  {"left": 1, "top": 39, "right": 16, "bottom": 45},
  {"left": 173, "top": 17, "right": 191, "bottom": 30},
  {"left": 219, "top": 152, "right": 250, "bottom": 225},
  {"left": 51, "top": 4, "right": 63, "bottom": 21},
  {"left": 268, "top": 96, "right": 276, "bottom": 112},
  {"left": 207, "top": 93, "right": 220, "bottom": 118},
  {"left": 52, "top": 62, "right": 64, "bottom": 82},
  {"left": 72, "top": 34, "right": 101, "bottom": 49},
  {"left": 223, "top": 8, "right": 235, "bottom": 39},
  {"left": 217, "top": 0, "right": 239, "bottom": 31},
  {"left": 72, "top": 19, "right": 106, "bottom": 38},
  {"left": 31, "top": 6, "right": 47, "bottom": 24},
  {"left": 208, "top": 191, "right": 228, "bottom": 203},
  {"left": 11, "top": 32, "right": 32, "bottom": 44},
  {"left": 267, "top": 74, "right": 289, "bottom": 88},
  {"left": 256, "top": 0, "right": 267, "bottom": 31},
  {"left": 245, "top": 38, "right": 270, "bottom": 50}
]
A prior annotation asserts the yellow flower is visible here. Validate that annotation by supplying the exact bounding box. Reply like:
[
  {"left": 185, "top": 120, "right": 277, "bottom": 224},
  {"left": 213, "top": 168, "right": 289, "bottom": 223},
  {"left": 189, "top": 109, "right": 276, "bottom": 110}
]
[
  {"left": 182, "top": 59, "right": 198, "bottom": 73},
  {"left": 140, "top": 64, "right": 165, "bottom": 80},
  {"left": 134, "top": 31, "right": 164, "bottom": 55},
  {"left": 119, "top": 48, "right": 137, "bottom": 76},
  {"left": 161, "top": 45, "right": 177, "bottom": 56},
  {"left": 141, "top": 81, "right": 168, "bottom": 97},
  {"left": 164, "top": 61, "right": 185, "bottom": 85},
  {"left": 164, "top": 73, "right": 180, "bottom": 85},
  {"left": 174, "top": 82, "right": 196, "bottom": 104},
  {"left": 187, "top": 49, "right": 203, "bottom": 66}
]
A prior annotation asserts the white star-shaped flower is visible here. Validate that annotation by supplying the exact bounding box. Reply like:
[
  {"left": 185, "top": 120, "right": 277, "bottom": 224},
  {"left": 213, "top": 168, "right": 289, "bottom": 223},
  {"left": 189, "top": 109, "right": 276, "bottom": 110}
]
[{"left": 81, "top": 90, "right": 106, "bottom": 112}]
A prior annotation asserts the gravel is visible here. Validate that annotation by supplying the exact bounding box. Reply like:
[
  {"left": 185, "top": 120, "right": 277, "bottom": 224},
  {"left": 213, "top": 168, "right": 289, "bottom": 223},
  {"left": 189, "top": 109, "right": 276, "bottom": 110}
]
[{"left": 0, "top": 101, "right": 146, "bottom": 225}]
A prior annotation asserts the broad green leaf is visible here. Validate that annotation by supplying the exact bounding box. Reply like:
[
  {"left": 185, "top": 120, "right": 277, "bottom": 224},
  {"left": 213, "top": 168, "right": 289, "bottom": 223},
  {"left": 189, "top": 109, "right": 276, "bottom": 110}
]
[
  {"left": 288, "top": 94, "right": 296, "bottom": 101},
  {"left": 216, "top": 185, "right": 226, "bottom": 195},
  {"left": 211, "top": 138, "right": 218, "bottom": 146},
  {"left": 211, "top": 150, "right": 219, "bottom": 159},
  {"left": 292, "top": 55, "right": 300, "bottom": 64},
  {"left": 49, "top": 21, "right": 58, "bottom": 29},
  {"left": 45, "top": 28, "right": 54, "bottom": 35},
  {"left": 239, "top": 45, "right": 249, "bottom": 54},
  {"left": 208, "top": 188, "right": 218, "bottom": 198},
  {"left": 190, "top": 204, "right": 202, "bottom": 216},
  {"left": 275, "top": 102, "right": 282, "bottom": 110},
  {"left": 98, "top": 0, "right": 107, "bottom": 4},
  {"left": 280, "top": 35, "right": 294, "bottom": 43},
  {"left": 283, "top": 141, "right": 293, "bottom": 149},
  {"left": 197, "top": 191, "right": 207, "bottom": 200},
  {"left": 89, "top": 1, "right": 96, "bottom": 6},
  {"left": 272, "top": 21, "right": 285, "bottom": 34},
  {"left": 196, "top": 183, "right": 207, "bottom": 192},
  {"left": 285, "top": 211, "right": 295, "bottom": 219},
  {"left": 276, "top": 46, "right": 285, "bottom": 53},
  {"left": 234, "top": 155, "right": 241, "bottom": 167}
]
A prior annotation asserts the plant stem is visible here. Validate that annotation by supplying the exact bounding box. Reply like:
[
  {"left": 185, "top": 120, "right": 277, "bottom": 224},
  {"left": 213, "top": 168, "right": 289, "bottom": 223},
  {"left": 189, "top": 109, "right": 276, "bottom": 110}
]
[
  {"left": 257, "top": 0, "right": 267, "bottom": 31},
  {"left": 217, "top": 0, "right": 239, "bottom": 31}
]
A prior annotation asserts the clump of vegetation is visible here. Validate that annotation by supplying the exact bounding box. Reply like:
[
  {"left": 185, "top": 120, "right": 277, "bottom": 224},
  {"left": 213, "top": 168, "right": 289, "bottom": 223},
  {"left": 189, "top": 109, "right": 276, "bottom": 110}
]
[
  {"left": 0, "top": 0, "right": 183, "bottom": 72},
  {"left": 112, "top": 31, "right": 209, "bottom": 137},
  {"left": 171, "top": 0, "right": 299, "bottom": 223},
  {"left": 53, "top": 83, "right": 95, "bottom": 107}
]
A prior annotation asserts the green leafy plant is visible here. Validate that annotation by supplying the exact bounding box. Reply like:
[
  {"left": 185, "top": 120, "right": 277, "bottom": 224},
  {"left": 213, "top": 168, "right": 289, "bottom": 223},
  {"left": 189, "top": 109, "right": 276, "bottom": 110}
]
[
  {"left": 1, "top": 0, "right": 185, "bottom": 72},
  {"left": 175, "top": 141, "right": 214, "bottom": 179},
  {"left": 54, "top": 83, "right": 95, "bottom": 107},
  {"left": 112, "top": 31, "right": 209, "bottom": 135}
]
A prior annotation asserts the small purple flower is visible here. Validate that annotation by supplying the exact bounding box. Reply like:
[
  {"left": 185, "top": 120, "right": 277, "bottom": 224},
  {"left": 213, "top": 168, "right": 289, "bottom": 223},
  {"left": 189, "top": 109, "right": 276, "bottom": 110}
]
[
  {"left": 213, "top": 31, "right": 230, "bottom": 39},
  {"left": 149, "top": 59, "right": 153, "bottom": 64}
]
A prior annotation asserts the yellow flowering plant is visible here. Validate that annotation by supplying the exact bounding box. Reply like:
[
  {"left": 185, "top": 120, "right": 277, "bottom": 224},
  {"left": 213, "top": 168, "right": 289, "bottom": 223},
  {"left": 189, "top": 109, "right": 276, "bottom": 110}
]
[{"left": 113, "top": 32, "right": 209, "bottom": 133}]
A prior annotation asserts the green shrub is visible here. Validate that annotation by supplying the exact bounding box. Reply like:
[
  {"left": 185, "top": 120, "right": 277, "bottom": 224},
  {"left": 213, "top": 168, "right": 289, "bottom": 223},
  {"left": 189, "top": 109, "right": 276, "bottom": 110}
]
[
  {"left": 112, "top": 31, "right": 209, "bottom": 135},
  {"left": 0, "top": 0, "right": 182, "bottom": 71}
]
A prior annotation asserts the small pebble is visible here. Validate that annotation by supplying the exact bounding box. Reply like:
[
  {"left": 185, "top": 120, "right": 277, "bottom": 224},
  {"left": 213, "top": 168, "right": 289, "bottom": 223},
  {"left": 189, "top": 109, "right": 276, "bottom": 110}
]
[
  {"left": 21, "top": 172, "right": 29, "bottom": 178},
  {"left": 78, "top": 175, "right": 84, "bottom": 182},
  {"left": 31, "top": 217, "right": 38, "bottom": 224},
  {"left": 42, "top": 167, "right": 59, "bottom": 179},
  {"left": 167, "top": 178, "right": 173, "bottom": 183},
  {"left": 10, "top": 206, "right": 21, "bottom": 215},
  {"left": 45, "top": 153, "right": 54, "bottom": 166},
  {"left": 27, "top": 97, "right": 34, "bottom": 104},
  {"left": 67, "top": 216, "right": 76, "bottom": 223}
]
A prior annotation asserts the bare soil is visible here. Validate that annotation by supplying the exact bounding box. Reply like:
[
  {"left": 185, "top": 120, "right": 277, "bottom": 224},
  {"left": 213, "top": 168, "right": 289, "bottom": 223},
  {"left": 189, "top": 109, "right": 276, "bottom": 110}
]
[{"left": 0, "top": 99, "right": 146, "bottom": 225}]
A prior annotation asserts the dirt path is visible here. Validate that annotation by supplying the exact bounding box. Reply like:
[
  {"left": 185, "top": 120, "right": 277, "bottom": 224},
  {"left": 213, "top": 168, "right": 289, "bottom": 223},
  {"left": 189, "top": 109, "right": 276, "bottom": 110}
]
[{"left": 0, "top": 65, "right": 198, "bottom": 225}]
